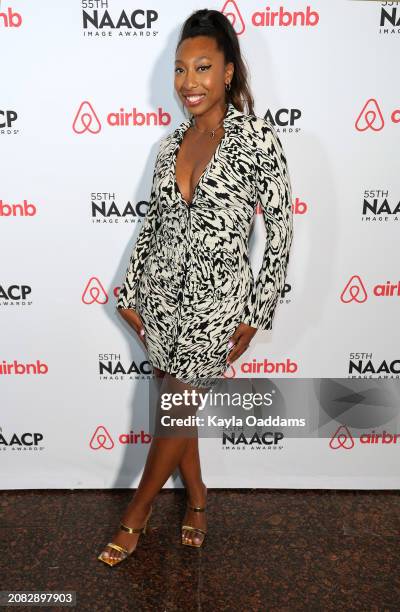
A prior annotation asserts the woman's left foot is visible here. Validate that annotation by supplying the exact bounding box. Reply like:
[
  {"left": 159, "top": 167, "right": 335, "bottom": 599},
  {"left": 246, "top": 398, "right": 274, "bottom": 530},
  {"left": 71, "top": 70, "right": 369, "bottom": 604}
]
[{"left": 181, "top": 483, "right": 208, "bottom": 547}]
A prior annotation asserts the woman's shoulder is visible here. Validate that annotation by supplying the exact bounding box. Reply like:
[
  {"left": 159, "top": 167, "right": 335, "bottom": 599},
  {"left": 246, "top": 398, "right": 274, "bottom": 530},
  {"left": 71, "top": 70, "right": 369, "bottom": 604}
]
[
  {"left": 236, "top": 109, "right": 287, "bottom": 170},
  {"left": 239, "top": 109, "right": 281, "bottom": 148}
]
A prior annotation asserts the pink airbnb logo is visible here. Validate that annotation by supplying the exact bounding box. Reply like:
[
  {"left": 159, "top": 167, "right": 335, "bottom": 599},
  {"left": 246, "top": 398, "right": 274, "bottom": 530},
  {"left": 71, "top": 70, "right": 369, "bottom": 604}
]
[
  {"left": 329, "top": 425, "right": 355, "bottom": 450},
  {"left": 73, "top": 101, "right": 101, "bottom": 134},
  {"left": 221, "top": 0, "right": 245, "bottom": 35},
  {"left": 90, "top": 426, "right": 114, "bottom": 450},
  {"left": 355, "top": 99, "right": 384, "bottom": 132},
  {"left": 82, "top": 277, "right": 108, "bottom": 304},
  {"left": 340, "top": 275, "right": 368, "bottom": 304},
  {"left": 355, "top": 98, "right": 400, "bottom": 131},
  {"left": 90, "top": 426, "right": 152, "bottom": 450},
  {"left": 223, "top": 364, "right": 237, "bottom": 379},
  {"left": 73, "top": 101, "right": 171, "bottom": 132}
]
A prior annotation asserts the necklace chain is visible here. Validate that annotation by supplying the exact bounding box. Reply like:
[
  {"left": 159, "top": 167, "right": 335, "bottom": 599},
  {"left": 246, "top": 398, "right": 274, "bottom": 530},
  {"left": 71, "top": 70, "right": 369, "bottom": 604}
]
[{"left": 191, "top": 104, "right": 228, "bottom": 139}]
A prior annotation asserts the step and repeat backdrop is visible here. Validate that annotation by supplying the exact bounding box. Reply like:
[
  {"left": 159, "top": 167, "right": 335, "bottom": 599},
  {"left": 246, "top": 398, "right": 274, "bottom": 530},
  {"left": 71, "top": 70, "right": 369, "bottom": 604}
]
[{"left": 1, "top": 0, "right": 399, "bottom": 489}]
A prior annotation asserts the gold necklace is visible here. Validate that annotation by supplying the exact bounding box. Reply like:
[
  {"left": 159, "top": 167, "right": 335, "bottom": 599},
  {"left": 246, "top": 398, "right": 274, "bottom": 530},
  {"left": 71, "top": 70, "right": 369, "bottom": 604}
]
[{"left": 191, "top": 104, "right": 228, "bottom": 139}]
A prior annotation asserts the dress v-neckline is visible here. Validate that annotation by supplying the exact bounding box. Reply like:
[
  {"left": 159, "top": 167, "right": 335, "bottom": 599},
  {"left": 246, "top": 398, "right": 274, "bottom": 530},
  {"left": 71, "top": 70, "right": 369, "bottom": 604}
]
[{"left": 173, "top": 109, "right": 229, "bottom": 208}]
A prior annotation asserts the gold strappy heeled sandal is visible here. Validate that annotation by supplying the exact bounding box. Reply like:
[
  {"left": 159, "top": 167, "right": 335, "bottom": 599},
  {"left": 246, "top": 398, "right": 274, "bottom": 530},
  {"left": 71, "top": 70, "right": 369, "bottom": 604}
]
[
  {"left": 98, "top": 506, "right": 152, "bottom": 567},
  {"left": 181, "top": 503, "right": 207, "bottom": 548}
]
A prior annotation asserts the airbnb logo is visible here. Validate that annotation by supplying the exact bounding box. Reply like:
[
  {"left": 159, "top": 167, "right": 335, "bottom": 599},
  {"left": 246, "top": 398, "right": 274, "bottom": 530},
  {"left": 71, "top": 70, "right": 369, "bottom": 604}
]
[
  {"left": 73, "top": 101, "right": 171, "bottom": 134},
  {"left": 341, "top": 275, "right": 368, "bottom": 304},
  {"left": 82, "top": 277, "right": 108, "bottom": 304},
  {"left": 341, "top": 276, "right": 400, "bottom": 303},
  {"left": 252, "top": 5, "right": 319, "bottom": 27},
  {"left": 90, "top": 426, "right": 114, "bottom": 450},
  {"left": 220, "top": 2, "right": 319, "bottom": 35},
  {"left": 73, "top": 101, "right": 102, "bottom": 134},
  {"left": 355, "top": 98, "right": 400, "bottom": 132},
  {"left": 242, "top": 358, "right": 298, "bottom": 375},
  {"left": 223, "top": 364, "right": 237, "bottom": 379},
  {"left": 107, "top": 107, "right": 171, "bottom": 127},
  {"left": 330, "top": 425, "right": 400, "bottom": 449},
  {"left": 0, "top": 6, "right": 22, "bottom": 27},
  {"left": 355, "top": 99, "right": 385, "bottom": 132},
  {"left": 329, "top": 425, "right": 355, "bottom": 450},
  {"left": 223, "top": 358, "right": 297, "bottom": 377},
  {"left": 90, "top": 425, "right": 152, "bottom": 450},
  {"left": 221, "top": 0, "right": 245, "bottom": 35}
]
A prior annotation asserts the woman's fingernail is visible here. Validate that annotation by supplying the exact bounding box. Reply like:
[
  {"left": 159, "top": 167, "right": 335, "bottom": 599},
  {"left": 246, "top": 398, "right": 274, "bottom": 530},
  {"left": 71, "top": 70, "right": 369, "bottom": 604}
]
[
  {"left": 140, "top": 329, "right": 145, "bottom": 336},
  {"left": 227, "top": 340, "right": 234, "bottom": 348}
]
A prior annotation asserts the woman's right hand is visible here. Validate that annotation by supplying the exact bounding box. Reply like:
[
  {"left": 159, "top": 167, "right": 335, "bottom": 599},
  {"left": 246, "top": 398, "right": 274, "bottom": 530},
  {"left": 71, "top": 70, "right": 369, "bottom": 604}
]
[{"left": 117, "top": 307, "right": 147, "bottom": 348}]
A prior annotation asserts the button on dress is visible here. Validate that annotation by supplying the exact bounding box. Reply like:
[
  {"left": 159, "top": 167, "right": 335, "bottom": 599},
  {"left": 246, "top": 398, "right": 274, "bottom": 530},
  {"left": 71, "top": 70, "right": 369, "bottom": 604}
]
[{"left": 116, "top": 102, "right": 294, "bottom": 387}]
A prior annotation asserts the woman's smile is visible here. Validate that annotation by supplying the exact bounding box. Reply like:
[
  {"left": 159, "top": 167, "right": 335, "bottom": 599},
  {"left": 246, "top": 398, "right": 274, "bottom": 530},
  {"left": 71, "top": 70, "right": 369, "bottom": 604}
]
[{"left": 183, "top": 93, "right": 206, "bottom": 107}]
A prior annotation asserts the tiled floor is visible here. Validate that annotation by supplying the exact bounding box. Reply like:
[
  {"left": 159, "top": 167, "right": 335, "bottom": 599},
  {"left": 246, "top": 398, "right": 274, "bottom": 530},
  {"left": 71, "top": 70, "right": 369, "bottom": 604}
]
[{"left": 1, "top": 489, "right": 399, "bottom": 611}]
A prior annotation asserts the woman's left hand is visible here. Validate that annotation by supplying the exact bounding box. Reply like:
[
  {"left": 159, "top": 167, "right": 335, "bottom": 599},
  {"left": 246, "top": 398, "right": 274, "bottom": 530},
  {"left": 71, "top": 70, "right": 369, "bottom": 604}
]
[{"left": 226, "top": 322, "right": 257, "bottom": 365}]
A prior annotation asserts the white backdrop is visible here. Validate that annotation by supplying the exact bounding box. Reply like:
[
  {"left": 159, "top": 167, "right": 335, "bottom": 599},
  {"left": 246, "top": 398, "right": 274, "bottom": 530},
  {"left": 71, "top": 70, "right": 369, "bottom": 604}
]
[{"left": 1, "top": 0, "right": 399, "bottom": 489}]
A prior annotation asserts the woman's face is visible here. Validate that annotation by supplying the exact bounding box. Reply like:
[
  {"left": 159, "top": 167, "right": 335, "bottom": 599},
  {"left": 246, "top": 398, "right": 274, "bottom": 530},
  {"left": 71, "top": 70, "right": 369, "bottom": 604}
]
[{"left": 174, "top": 35, "right": 233, "bottom": 115}]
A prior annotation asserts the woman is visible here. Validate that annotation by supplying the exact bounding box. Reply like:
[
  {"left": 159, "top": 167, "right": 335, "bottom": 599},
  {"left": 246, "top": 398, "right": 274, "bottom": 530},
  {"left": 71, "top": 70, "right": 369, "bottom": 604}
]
[{"left": 98, "top": 8, "right": 293, "bottom": 566}]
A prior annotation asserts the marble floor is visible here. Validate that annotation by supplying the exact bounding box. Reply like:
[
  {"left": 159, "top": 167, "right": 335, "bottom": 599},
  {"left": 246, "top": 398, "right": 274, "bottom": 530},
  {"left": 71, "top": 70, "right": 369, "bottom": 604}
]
[{"left": 1, "top": 488, "right": 399, "bottom": 611}]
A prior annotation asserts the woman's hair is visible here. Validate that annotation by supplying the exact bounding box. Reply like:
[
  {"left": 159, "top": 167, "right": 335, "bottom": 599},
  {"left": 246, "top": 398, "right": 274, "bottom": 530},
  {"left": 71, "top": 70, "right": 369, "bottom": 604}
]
[{"left": 176, "top": 9, "right": 255, "bottom": 116}]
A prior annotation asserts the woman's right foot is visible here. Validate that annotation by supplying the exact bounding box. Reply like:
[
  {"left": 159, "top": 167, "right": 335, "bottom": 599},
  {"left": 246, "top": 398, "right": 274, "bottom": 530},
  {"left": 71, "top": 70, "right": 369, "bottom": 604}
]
[
  {"left": 98, "top": 503, "right": 152, "bottom": 565},
  {"left": 181, "top": 483, "right": 207, "bottom": 547}
]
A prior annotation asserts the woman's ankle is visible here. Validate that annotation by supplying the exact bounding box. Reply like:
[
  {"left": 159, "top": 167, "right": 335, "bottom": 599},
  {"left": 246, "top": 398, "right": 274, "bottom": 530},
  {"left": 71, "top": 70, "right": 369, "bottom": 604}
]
[
  {"left": 126, "top": 498, "right": 152, "bottom": 517},
  {"left": 187, "top": 481, "right": 207, "bottom": 506}
]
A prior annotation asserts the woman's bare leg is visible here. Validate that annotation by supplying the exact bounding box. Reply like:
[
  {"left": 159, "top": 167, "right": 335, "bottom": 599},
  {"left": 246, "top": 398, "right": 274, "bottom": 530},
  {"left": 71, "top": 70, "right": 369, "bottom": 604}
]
[
  {"left": 100, "top": 371, "right": 202, "bottom": 562},
  {"left": 153, "top": 367, "right": 207, "bottom": 544},
  {"left": 178, "top": 437, "right": 208, "bottom": 545}
]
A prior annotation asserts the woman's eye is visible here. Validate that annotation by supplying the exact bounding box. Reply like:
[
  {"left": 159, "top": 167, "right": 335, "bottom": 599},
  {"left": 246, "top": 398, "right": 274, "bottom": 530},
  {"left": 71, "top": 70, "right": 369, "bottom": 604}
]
[{"left": 174, "top": 64, "right": 211, "bottom": 74}]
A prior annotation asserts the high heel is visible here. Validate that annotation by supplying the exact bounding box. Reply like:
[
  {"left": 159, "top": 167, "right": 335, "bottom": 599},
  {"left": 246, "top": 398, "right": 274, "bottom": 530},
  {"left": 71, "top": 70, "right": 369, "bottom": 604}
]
[
  {"left": 181, "top": 502, "right": 207, "bottom": 548},
  {"left": 98, "top": 506, "right": 152, "bottom": 567}
]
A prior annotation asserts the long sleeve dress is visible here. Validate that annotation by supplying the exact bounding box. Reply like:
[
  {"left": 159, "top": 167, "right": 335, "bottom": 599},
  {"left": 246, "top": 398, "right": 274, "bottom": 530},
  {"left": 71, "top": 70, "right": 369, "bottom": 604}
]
[{"left": 116, "top": 101, "right": 293, "bottom": 387}]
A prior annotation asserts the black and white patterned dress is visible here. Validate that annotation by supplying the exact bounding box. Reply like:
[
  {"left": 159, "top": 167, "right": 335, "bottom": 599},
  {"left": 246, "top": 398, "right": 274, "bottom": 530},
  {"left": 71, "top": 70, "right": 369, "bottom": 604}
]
[{"left": 117, "top": 102, "right": 293, "bottom": 387}]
